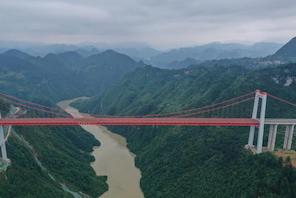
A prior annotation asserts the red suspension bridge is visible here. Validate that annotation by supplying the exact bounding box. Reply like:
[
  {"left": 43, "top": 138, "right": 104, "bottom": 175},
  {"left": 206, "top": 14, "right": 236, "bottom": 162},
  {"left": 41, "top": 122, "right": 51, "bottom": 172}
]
[
  {"left": 0, "top": 89, "right": 296, "bottom": 165},
  {"left": 0, "top": 117, "right": 259, "bottom": 127},
  {"left": 0, "top": 90, "right": 259, "bottom": 126}
]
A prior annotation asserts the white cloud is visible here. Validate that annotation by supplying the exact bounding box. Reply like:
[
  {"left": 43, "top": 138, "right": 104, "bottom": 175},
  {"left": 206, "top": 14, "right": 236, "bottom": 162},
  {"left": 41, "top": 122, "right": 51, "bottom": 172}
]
[{"left": 0, "top": 0, "right": 295, "bottom": 48}]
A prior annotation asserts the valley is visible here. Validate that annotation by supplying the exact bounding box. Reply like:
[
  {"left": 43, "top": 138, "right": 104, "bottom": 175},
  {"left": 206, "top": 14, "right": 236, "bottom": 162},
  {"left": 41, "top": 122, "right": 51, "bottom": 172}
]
[
  {"left": 58, "top": 99, "right": 144, "bottom": 198},
  {"left": 1, "top": 36, "right": 296, "bottom": 198},
  {"left": 74, "top": 62, "right": 296, "bottom": 197},
  {"left": 0, "top": 102, "right": 108, "bottom": 197},
  {"left": 2, "top": 1, "right": 296, "bottom": 197}
]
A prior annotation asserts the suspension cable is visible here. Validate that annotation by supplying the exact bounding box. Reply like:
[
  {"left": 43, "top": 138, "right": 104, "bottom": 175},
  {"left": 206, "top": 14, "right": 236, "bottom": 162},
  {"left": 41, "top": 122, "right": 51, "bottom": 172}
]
[
  {"left": 143, "top": 91, "right": 254, "bottom": 117},
  {"left": 267, "top": 93, "right": 296, "bottom": 108},
  {"left": 0, "top": 92, "right": 61, "bottom": 112},
  {"left": 176, "top": 97, "right": 254, "bottom": 117},
  {"left": 0, "top": 97, "right": 69, "bottom": 117},
  {"left": 0, "top": 91, "right": 255, "bottom": 118}
]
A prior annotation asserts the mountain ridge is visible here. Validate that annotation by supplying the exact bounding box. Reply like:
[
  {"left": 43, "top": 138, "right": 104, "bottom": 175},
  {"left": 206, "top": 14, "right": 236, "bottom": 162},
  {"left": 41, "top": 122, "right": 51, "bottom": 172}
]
[
  {"left": 147, "top": 42, "right": 283, "bottom": 68},
  {"left": 0, "top": 49, "right": 144, "bottom": 102},
  {"left": 273, "top": 37, "right": 296, "bottom": 60}
]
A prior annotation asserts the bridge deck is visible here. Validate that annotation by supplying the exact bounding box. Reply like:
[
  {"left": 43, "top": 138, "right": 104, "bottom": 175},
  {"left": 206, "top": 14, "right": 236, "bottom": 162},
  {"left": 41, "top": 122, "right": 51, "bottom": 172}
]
[
  {"left": 264, "top": 119, "right": 296, "bottom": 125},
  {"left": 0, "top": 118, "right": 259, "bottom": 127}
]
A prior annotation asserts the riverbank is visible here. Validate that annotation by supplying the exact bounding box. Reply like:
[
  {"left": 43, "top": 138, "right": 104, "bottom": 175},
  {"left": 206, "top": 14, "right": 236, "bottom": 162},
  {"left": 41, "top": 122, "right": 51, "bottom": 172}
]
[{"left": 58, "top": 99, "right": 144, "bottom": 198}]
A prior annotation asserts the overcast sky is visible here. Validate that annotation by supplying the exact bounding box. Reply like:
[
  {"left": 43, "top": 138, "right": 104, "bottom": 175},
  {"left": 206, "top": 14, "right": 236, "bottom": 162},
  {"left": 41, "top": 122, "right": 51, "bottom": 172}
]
[{"left": 0, "top": 0, "right": 295, "bottom": 49}]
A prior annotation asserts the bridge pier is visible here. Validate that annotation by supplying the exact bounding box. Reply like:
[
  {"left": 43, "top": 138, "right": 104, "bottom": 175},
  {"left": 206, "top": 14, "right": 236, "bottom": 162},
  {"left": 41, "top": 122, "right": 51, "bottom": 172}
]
[
  {"left": 283, "top": 125, "right": 295, "bottom": 150},
  {"left": 267, "top": 124, "right": 278, "bottom": 151},
  {"left": 0, "top": 113, "right": 8, "bottom": 162},
  {"left": 0, "top": 125, "right": 8, "bottom": 161}
]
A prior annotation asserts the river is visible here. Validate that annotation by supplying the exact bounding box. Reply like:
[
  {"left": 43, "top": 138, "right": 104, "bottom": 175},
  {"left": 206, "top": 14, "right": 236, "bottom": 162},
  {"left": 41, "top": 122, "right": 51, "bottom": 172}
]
[{"left": 58, "top": 99, "right": 144, "bottom": 198}]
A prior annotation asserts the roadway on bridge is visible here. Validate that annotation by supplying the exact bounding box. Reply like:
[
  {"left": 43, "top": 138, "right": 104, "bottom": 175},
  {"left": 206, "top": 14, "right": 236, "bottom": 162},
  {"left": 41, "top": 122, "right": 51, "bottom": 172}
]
[{"left": 0, "top": 117, "right": 260, "bottom": 126}]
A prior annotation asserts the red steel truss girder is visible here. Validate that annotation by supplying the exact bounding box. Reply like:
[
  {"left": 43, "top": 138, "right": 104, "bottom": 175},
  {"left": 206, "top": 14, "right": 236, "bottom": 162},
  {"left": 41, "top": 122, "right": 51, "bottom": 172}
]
[{"left": 0, "top": 118, "right": 259, "bottom": 127}]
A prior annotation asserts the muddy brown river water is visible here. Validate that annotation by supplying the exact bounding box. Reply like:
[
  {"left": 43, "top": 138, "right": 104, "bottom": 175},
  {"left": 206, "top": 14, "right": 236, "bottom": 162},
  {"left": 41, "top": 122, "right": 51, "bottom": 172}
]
[{"left": 58, "top": 99, "right": 144, "bottom": 198}]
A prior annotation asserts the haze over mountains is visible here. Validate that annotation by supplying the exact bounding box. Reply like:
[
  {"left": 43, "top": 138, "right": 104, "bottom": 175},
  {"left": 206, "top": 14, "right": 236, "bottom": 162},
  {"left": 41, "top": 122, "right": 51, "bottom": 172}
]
[
  {"left": 76, "top": 36, "right": 296, "bottom": 113},
  {"left": 0, "top": 41, "right": 283, "bottom": 69},
  {"left": 0, "top": 36, "right": 295, "bottom": 104},
  {"left": 146, "top": 42, "right": 283, "bottom": 68}
]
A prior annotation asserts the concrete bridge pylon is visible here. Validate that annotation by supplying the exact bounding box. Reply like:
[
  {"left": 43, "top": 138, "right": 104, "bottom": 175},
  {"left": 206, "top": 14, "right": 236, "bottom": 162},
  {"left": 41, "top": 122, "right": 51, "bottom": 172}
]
[
  {"left": 247, "top": 90, "right": 267, "bottom": 154},
  {"left": 0, "top": 113, "right": 9, "bottom": 163}
]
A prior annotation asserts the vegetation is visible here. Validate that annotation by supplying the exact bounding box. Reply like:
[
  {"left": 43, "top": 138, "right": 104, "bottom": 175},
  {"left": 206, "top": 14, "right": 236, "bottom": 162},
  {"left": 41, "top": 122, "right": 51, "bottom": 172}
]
[
  {"left": 273, "top": 37, "right": 296, "bottom": 61},
  {"left": 0, "top": 98, "right": 108, "bottom": 197},
  {"left": 0, "top": 48, "right": 144, "bottom": 197},
  {"left": 1, "top": 41, "right": 296, "bottom": 197},
  {"left": 0, "top": 49, "right": 143, "bottom": 104},
  {"left": 109, "top": 126, "right": 296, "bottom": 198},
  {"left": 77, "top": 62, "right": 296, "bottom": 197}
]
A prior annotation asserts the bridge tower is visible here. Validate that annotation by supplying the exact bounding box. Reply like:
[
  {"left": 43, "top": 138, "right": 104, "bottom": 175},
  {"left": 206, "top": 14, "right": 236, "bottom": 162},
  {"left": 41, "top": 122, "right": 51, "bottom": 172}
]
[
  {"left": 0, "top": 113, "right": 8, "bottom": 162},
  {"left": 247, "top": 90, "right": 267, "bottom": 153}
]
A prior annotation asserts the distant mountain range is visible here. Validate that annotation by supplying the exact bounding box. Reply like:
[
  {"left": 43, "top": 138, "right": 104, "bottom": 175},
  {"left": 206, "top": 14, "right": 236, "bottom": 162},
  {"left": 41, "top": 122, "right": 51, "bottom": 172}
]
[
  {"left": 0, "top": 49, "right": 143, "bottom": 103},
  {"left": 0, "top": 37, "right": 295, "bottom": 104},
  {"left": 0, "top": 41, "right": 285, "bottom": 69},
  {"left": 146, "top": 42, "right": 283, "bottom": 68},
  {"left": 74, "top": 36, "right": 296, "bottom": 114},
  {"left": 0, "top": 42, "right": 101, "bottom": 57}
]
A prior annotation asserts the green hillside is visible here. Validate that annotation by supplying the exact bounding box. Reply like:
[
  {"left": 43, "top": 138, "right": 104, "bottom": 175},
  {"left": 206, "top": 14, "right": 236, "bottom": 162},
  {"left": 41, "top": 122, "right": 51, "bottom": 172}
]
[
  {"left": 0, "top": 99, "right": 108, "bottom": 197},
  {"left": 0, "top": 48, "right": 142, "bottom": 197},
  {"left": 77, "top": 63, "right": 296, "bottom": 197},
  {"left": 273, "top": 37, "right": 296, "bottom": 61},
  {"left": 0, "top": 49, "right": 143, "bottom": 104}
]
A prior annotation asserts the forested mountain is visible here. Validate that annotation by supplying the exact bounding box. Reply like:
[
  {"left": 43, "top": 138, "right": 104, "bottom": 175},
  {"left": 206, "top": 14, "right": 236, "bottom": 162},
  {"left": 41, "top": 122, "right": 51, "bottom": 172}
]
[
  {"left": 75, "top": 62, "right": 296, "bottom": 197},
  {"left": 0, "top": 49, "right": 143, "bottom": 197},
  {"left": 0, "top": 49, "right": 143, "bottom": 103},
  {"left": 273, "top": 37, "right": 296, "bottom": 61},
  {"left": 115, "top": 47, "right": 161, "bottom": 61},
  {"left": 0, "top": 37, "right": 295, "bottom": 197},
  {"left": 164, "top": 57, "right": 201, "bottom": 69}
]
